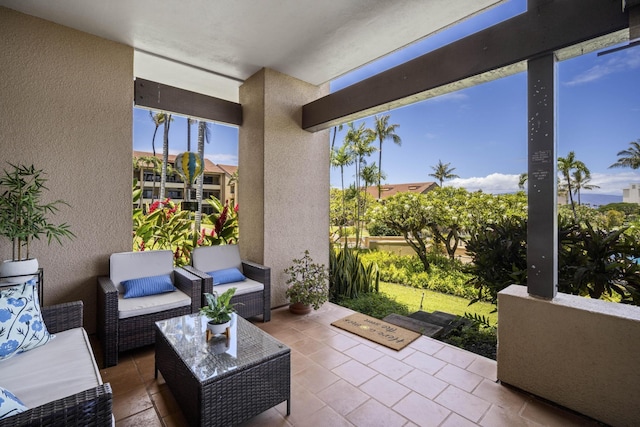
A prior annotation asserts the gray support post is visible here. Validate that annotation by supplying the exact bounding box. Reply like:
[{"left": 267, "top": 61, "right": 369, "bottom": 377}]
[{"left": 527, "top": 54, "right": 558, "bottom": 299}]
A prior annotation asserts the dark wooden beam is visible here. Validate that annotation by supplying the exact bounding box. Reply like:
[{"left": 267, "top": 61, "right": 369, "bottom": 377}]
[
  {"left": 303, "top": 0, "right": 629, "bottom": 131},
  {"left": 134, "top": 79, "right": 242, "bottom": 126}
]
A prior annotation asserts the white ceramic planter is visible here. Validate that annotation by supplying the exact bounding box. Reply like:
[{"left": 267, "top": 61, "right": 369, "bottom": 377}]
[
  {"left": 0, "top": 258, "right": 39, "bottom": 284},
  {"left": 207, "top": 320, "right": 231, "bottom": 335}
]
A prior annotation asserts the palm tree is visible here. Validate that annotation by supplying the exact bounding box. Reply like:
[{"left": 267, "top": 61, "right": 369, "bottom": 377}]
[
  {"left": 330, "top": 124, "right": 344, "bottom": 151},
  {"left": 360, "top": 163, "right": 385, "bottom": 237},
  {"left": 186, "top": 118, "right": 193, "bottom": 151},
  {"left": 149, "top": 112, "right": 169, "bottom": 200},
  {"left": 345, "top": 122, "right": 376, "bottom": 248},
  {"left": 609, "top": 139, "right": 640, "bottom": 170},
  {"left": 149, "top": 111, "right": 168, "bottom": 157},
  {"left": 558, "top": 151, "right": 589, "bottom": 221},
  {"left": 518, "top": 172, "right": 528, "bottom": 190},
  {"left": 372, "top": 115, "right": 401, "bottom": 199},
  {"left": 330, "top": 144, "right": 354, "bottom": 236},
  {"left": 195, "top": 120, "right": 211, "bottom": 231},
  {"left": 159, "top": 113, "right": 173, "bottom": 201},
  {"left": 572, "top": 169, "right": 599, "bottom": 206},
  {"left": 429, "top": 160, "right": 459, "bottom": 187},
  {"left": 136, "top": 155, "right": 162, "bottom": 204}
]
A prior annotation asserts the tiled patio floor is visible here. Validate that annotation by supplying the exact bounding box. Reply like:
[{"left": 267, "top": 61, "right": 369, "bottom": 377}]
[{"left": 95, "top": 303, "right": 601, "bottom": 426}]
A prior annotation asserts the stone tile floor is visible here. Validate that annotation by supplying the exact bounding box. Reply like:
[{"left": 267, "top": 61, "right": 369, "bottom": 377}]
[{"left": 93, "top": 303, "right": 602, "bottom": 426}]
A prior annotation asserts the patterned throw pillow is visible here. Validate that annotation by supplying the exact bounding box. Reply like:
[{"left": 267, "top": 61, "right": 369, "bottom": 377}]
[
  {"left": 0, "top": 386, "right": 27, "bottom": 419},
  {"left": 207, "top": 268, "right": 246, "bottom": 286},
  {"left": 0, "top": 278, "right": 53, "bottom": 361},
  {"left": 121, "top": 274, "right": 176, "bottom": 298}
]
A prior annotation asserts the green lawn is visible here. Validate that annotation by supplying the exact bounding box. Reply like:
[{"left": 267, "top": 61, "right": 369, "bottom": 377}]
[{"left": 379, "top": 281, "right": 498, "bottom": 325}]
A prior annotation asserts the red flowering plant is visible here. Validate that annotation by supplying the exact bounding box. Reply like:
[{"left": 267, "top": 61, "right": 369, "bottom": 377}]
[
  {"left": 133, "top": 194, "right": 197, "bottom": 267},
  {"left": 199, "top": 197, "right": 239, "bottom": 246}
]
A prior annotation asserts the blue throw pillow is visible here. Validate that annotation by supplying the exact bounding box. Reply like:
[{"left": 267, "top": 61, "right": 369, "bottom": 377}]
[
  {"left": 0, "top": 386, "right": 27, "bottom": 419},
  {"left": 122, "top": 274, "right": 176, "bottom": 298},
  {"left": 207, "top": 268, "right": 246, "bottom": 285},
  {"left": 0, "top": 279, "right": 53, "bottom": 361}
]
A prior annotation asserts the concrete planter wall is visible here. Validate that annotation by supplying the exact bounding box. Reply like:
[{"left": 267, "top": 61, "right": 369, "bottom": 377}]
[{"left": 497, "top": 285, "right": 640, "bottom": 426}]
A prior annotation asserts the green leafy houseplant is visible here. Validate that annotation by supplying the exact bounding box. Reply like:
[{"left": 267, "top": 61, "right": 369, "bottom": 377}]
[
  {"left": 0, "top": 163, "right": 74, "bottom": 262},
  {"left": 285, "top": 250, "right": 329, "bottom": 311},
  {"left": 200, "top": 287, "right": 237, "bottom": 325}
]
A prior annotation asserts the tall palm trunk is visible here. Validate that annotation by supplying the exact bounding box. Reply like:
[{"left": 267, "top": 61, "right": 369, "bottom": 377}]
[
  {"left": 159, "top": 114, "right": 172, "bottom": 201},
  {"left": 195, "top": 121, "right": 206, "bottom": 232}
]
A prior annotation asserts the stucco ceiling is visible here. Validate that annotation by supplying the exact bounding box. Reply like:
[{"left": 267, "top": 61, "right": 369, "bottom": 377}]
[{"left": 1, "top": 0, "right": 503, "bottom": 102}]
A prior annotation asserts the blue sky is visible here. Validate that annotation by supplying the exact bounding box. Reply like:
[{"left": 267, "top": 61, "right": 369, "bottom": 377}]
[{"left": 133, "top": 0, "right": 639, "bottom": 195}]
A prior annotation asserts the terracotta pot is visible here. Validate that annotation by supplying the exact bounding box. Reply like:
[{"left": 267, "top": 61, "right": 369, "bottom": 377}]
[{"left": 289, "top": 302, "right": 312, "bottom": 315}]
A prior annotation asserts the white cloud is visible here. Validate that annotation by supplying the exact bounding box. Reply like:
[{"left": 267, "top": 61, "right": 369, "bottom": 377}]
[
  {"left": 564, "top": 49, "right": 640, "bottom": 86},
  {"left": 589, "top": 171, "right": 637, "bottom": 195},
  {"left": 205, "top": 153, "right": 238, "bottom": 165},
  {"left": 449, "top": 173, "right": 520, "bottom": 193},
  {"left": 446, "top": 172, "right": 638, "bottom": 195}
]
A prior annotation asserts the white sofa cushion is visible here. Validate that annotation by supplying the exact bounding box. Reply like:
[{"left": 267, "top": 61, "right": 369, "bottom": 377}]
[
  {"left": 0, "top": 328, "right": 101, "bottom": 408},
  {"left": 118, "top": 289, "right": 191, "bottom": 319},
  {"left": 192, "top": 245, "right": 242, "bottom": 273},
  {"left": 110, "top": 250, "right": 174, "bottom": 293},
  {"left": 213, "top": 278, "right": 263, "bottom": 296}
]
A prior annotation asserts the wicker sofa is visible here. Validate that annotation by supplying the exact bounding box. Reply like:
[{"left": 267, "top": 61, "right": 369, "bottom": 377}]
[
  {"left": 97, "top": 250, "right": 201, "bottom": 367},
  {"left": 184, "top": 245, "right": 271, "bottom": 322},
  {"left": 0, "top": 301, "right": 112, "bottom": 427}
]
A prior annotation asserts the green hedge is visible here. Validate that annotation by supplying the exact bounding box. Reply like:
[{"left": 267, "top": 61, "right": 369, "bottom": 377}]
[{"left": 358, "top": 251, "right": 478, "bottom": 301}]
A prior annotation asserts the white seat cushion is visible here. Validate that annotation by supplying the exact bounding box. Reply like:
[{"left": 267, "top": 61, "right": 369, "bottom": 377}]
[
  {"left": 212, "top": 278, "right": 263, "bottom": 297},
  {"left": 118, "top": 289, "right": 191, "bottom": 319},
  {"left": 192, "top": 245, "right": 243, "bottom": 273},
  {"left": 0, "top": 328, "right": 102, "bottom": 408}
]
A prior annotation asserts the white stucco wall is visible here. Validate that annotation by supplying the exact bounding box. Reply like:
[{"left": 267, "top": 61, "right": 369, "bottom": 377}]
[
  {"left": 0, "top": 7, "right": 133, "bottom": 332},
  {"left": 498, "top": 285, "right": 640, "bottom": 426}
]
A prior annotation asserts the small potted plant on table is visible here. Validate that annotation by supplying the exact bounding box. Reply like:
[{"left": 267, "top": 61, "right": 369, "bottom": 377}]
[
  {"left": 0, "top": 163, "right": 74, "bottom": 284},
  {"left": 200, "top": 287, "right": 237, "bottom": 335},
  {"left": 285, "top": 250, "right": 329, "bottom": 315}
]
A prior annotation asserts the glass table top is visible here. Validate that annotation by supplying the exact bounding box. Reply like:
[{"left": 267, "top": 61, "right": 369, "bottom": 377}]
[{"left": 155, "top": 313, "right": 289, "bottom": 383}]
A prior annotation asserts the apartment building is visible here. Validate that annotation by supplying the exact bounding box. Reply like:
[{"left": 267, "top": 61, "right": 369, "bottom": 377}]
[
  {"left": 133, "top": 150, "right": 238, "bottom": 213},
  {"left": 623, "top": 183, "right": 640, "bottom": 204}
]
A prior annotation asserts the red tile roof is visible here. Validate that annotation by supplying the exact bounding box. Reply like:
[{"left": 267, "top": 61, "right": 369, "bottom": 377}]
[{"left": 133, "top": 150, "right": 228, "bottom": 174}]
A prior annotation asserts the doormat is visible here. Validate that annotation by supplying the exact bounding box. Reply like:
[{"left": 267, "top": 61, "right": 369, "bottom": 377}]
[{"left": 331, "top": 313, "right": 421, "bottom": 351}]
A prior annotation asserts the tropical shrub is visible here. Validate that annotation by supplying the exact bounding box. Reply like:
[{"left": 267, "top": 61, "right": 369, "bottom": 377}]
[
  {"left": 359, "top": 250, "right": 476, "bottom": 300},
  {"left": 464, "top": 215, "right": 640, "bottom": 306},
  {"left": 367, "top": 221, "right": 400, "bottom": 236},
  {"left": 133, "top": 188, "right": 239, "bottom": 266},
  {"left": 133, "top": 197, "right": 195, "bottom": 266},
  {"left": 329, "top": 244, "right": 379, "bottom": 301},
  {"left": 199, "top": 197, "right": 239, "bottom": 245},
  {"left": 559, "top": 221, "right": 640, "bottom": 303},
  {"left": 464, "top": 217, "right": 528, "bottom": 305}
]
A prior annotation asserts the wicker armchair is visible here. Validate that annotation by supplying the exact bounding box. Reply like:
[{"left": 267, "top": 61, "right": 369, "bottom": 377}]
[
  {"left": 184, "top": 245, "right": 271, "bottom": 322},
  {"left": 0, "top": 301, "right": 113, "bottom": 427},
  {"left": 97, "top": 250, "right": 201, "bottom": 367}
]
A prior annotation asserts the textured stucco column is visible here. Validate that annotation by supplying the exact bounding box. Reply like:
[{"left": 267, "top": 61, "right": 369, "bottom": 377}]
[
  {"left": 0, "top": 8, "right": 133, "bottom": 332},
  {"left": 498, "top": 285, "right": 640, "bottom": 426},
  {"left": 239, "top": 68, "right": 329, "bottom": 308}
]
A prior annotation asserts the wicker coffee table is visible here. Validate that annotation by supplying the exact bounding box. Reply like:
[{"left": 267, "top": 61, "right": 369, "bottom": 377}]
[{"left": 155, "top": 313, "right": 290, "bottom": 426}]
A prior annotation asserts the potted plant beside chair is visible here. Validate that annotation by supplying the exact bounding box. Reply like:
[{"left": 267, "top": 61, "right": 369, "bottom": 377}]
[
  {"left": 200, "top": 287, "right": 237, "bottom": 335},
  {"left": 0, "top": 163, "right": 74, "bottom": 283},
  {"left": 285, "top": 250, "right": 329, "bottom": 315}
]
